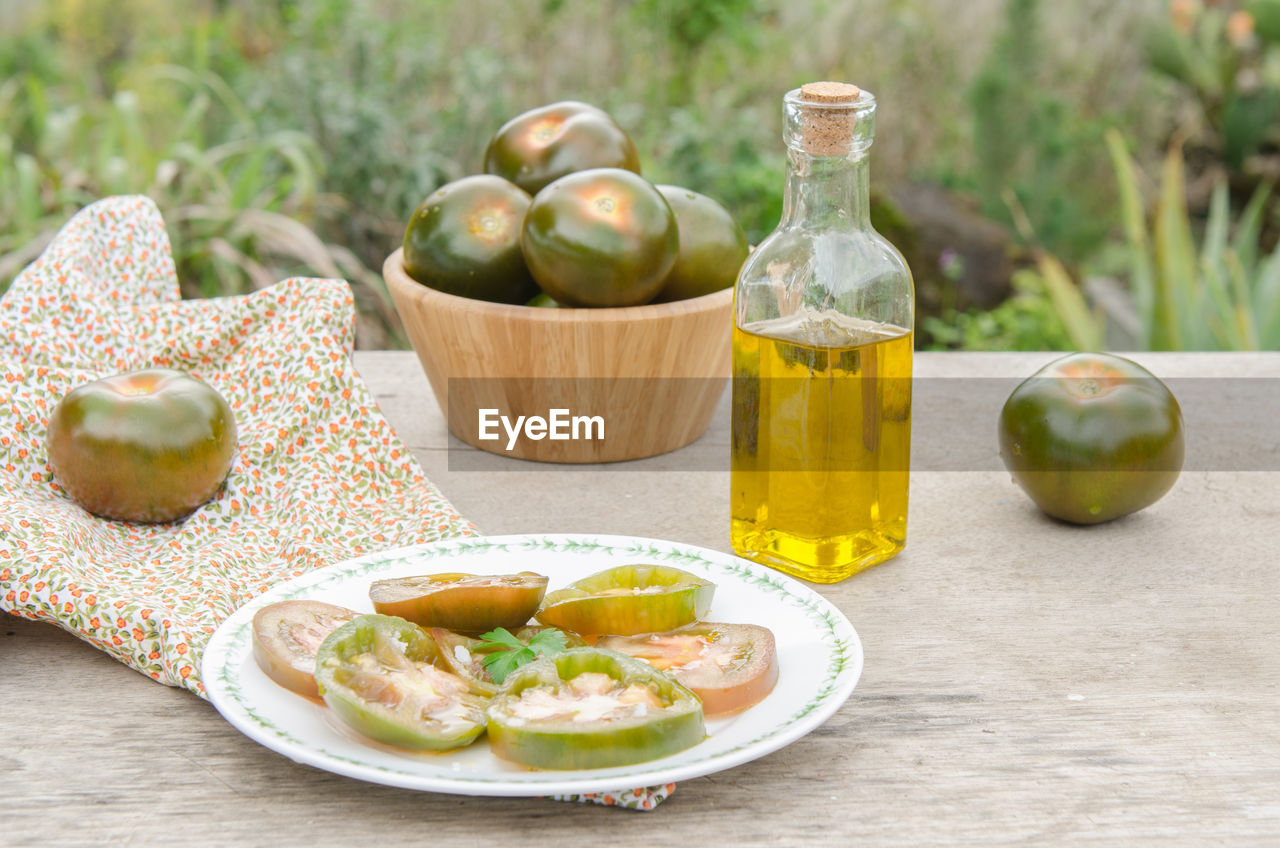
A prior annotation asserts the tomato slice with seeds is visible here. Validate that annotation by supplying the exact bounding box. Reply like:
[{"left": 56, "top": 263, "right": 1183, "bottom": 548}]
[
  {"left": 430, "top": 626, "right": 588, "bottom": 695},
  {"left": 251, "top": 600, "right": 357, "bottom": 698},
  {"left": 315, "top": 615, "right": 487, "bottom": 751},
  {"left": 368, "top": 572, "right": 548, "bottom": 635},
  {"left": 597, "top": 622, "right": 779, "bottom": 716},
  {"left": 486, "top": 647, "right": 705, "bottom": 770},
  {"left": 534, "top": 564, "right": 714, "bottom": 636}
]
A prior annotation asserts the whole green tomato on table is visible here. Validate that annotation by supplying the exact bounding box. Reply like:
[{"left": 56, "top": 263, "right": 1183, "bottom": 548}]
[
  {"left": 520, "top": 168, "right": 679, "bottom": 307},
  {"left": 46, "top": 368, "right": 237, "bottom": 523},
  {"left": 998, "top": 352, "right": 1184, "bottom": 524},
  {"left": 402, "top": 175, "right": 539, "bottom": 305},
  {"left": 484, "top": 101, "right": 641, "bottom": 196}
]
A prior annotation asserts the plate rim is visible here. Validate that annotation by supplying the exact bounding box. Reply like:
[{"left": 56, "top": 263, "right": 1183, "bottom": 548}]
[{"left": 203, "top": 533, "right": 863, "bottom": 797}]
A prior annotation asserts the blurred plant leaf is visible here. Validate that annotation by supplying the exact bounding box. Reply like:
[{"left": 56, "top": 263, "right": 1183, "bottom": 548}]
[
  {"left": 1105, "top": 129, "right": 1155, "bottom": 348},
  {"left": 1037, "top": 253, "right": 1103, "bottom": 351},
  {"left": 1222, "top": 89, "right": 1280, "bottom": 169},
  {"left": 1144, "top": 24, "right": 1202, "bottom": 90},
  {"left": 1152, "top": 143, "right": 1196, "bottom": 349},
  {"left": 1232, "top": 179, "right": 1271, "bottom": 273},
  {"left": 1060, "top": 132, "right": 1280, "bottom": 352},
  {"left": 1248, "top": 0, "right": 1280, "bottom": 43}
]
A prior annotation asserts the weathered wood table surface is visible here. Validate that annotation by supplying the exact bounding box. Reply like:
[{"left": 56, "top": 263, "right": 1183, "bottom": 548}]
[{"left": 3, "top": 351, "right": 1278, "bottom": 847}]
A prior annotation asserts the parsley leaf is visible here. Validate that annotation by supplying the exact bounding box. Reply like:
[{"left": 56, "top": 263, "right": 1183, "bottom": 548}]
[
  {"left": 480, "top": 645, "right": 529, "bottom": 684},
  {"left": 478, "top": 627, "right": 569, "bottom": 684},
  {"left": 526, "top": 628, "right": 568, "bottom": 657},
  {"left": 479, "top": 627, "right": 525, "bottom": 651}
]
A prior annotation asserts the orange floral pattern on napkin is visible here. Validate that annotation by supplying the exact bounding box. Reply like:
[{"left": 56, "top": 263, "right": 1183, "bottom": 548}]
[{"left": 0, "top": 196, "right": 476, "bottom": 695}]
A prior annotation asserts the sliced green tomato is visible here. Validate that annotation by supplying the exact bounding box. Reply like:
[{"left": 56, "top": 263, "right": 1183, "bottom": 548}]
[
  {"left": 315, "top": 614, "right": 487, "bottom": 751},
  {"left": 534, "top": 564, "right": 714, "bottom": 636},
  {"left": 486, "top": 648, "right": 705, "bottom": 770},
  {"left": 368, "top": 572, "right": 548, "bottom": 635},
  {"left": 597, "top": 622, "right": 779, "bottom": 716},
  {"left": 431, "top": 626, "right": 588, "bottom": 695},
  {"left": 251, "top": 600, "right": 357, "bottom": 698}
]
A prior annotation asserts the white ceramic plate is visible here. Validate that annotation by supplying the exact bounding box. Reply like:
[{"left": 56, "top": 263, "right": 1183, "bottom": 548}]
[{"left": 203, "top": 534, "right": 863, "bottom": 797}]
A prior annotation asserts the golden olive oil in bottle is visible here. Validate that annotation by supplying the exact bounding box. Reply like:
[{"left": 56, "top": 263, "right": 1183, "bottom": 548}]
[{"left": 730, "top": 83, "right": 914, "bottom": 583}]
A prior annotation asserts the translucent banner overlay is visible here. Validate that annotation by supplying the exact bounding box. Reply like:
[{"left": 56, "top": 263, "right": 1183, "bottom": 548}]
[{"left": 443, "top": 377, "right": 1280, "bottom": 472}]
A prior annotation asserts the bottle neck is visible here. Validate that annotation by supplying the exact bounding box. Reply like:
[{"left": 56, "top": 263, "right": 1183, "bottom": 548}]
[{"left": 779, "top": 148, "right": 870, "bottom": 230}]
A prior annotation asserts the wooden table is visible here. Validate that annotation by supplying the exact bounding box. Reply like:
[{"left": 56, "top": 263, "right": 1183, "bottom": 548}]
[{"left": 3, "top": 351, "right": 1278, "bottom": 847}]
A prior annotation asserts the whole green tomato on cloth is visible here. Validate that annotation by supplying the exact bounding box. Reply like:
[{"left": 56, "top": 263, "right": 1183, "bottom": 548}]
[
  {"left": 46, "top": 368, "right": 238, "bottom": 523},
  {"left": 998, "top": 352, "right": 1184, "bottom": 525},
  {"left": 484, "top": 101, "right": 641, "bottom": 196},
  {"left": 402, "top": 175, "right": 540, "bottom": 305},
  {"left": 520, "top": 168, "right": 678, "bottom": 307}
]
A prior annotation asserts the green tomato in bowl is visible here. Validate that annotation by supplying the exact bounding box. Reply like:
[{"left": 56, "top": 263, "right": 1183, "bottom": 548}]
[
  {"left": 402, "top": 175, "right": 540, "bottom": 305},
  {"left": 653, "top": 185, "right": 748, "bottom": 302},
  {"left": 430, "top": 626, "right": 588, "bottom": 696},
  {"left": 484, "top": 101, "right": 641, "bottom": 196},
  {"left": 520, "top": 168, "right": 678, "bottom": 308}
]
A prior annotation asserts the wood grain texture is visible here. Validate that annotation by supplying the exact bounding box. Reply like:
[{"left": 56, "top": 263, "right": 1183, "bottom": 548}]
[
  {"left": 3, "top": 352, "right": 1279, "bottom": 848},
  {"left": 383, "top": 249, "right": 731, "bottom": 463}
]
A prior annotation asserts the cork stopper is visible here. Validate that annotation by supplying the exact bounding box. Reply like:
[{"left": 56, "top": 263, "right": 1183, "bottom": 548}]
[
  {"left": 799, "top": 81, "right": 862, "bottom": 103},
  {"left": 796, "top": 81, "right": 863, "bottom": 156}
]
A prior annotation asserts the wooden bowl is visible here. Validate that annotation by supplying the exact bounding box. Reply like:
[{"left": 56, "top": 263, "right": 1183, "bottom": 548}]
[{"left": 383, "top": 248, "right": 731, "bottom": 463}]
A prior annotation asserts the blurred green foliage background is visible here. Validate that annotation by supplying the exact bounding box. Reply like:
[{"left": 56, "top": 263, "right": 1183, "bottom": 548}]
[{"left": 3, "top": 0, "right": 1279, "bottom": 349}]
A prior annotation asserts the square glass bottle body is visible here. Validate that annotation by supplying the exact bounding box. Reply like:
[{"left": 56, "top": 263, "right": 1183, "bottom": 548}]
[{"left": 730, "top": 86, "right": 914, "bottom": 583}]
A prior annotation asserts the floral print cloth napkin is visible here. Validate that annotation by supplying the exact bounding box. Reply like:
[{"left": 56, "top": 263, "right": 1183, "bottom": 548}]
[{"left": 0, "top": 196, "right": 673, "bottom": 810}]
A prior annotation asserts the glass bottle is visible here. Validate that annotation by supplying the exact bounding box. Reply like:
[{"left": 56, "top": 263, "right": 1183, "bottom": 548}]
[{"left": 730, "top": 82, "right": 914, "bottom": 584}]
